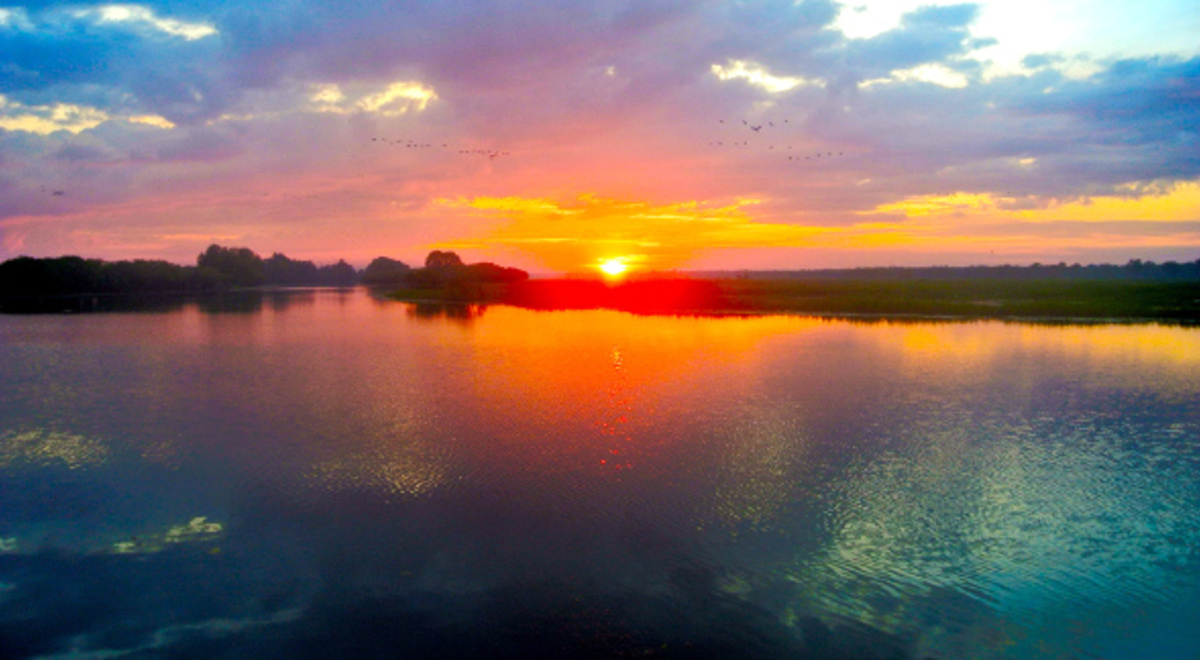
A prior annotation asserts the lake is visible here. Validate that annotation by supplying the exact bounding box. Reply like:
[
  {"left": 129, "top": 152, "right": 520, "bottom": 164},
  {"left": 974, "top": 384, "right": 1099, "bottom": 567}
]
[{"left": 2, "top": 289, "right": 1199, "bottom": 659}]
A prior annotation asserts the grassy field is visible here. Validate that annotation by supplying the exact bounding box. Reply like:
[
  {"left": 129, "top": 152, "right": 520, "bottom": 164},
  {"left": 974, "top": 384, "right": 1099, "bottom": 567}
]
[
  {"left": 388, "top": 277, "right": 1200, "bottom": 321},
  {"left": 712, "top": 278, "right": 1200, "bottom": 321}
]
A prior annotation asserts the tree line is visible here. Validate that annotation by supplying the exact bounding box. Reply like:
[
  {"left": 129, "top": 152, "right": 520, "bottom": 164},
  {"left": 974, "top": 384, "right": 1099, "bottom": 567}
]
[
  {"left": 731, "top": 259, "right": 1200, "bottom": 282},
  {"left": 0, "top": 245, "right": 528, "bottom": 297}
]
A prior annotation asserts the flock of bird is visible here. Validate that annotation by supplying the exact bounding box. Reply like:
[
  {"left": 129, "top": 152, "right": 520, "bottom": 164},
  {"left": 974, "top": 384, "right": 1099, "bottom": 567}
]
[
  {"left": 369, "top": 137, "right": 511, "bottom": 160},
  {"left": 712, "top": 118, "right": 850, "bottom": 164},
  {"left": 367, "top": 121, "right": 853, "bottom": 167}
]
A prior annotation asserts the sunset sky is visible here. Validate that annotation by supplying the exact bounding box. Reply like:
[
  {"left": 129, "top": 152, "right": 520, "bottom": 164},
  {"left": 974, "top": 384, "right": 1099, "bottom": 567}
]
[{"left": 2, "top": 0, "right": 1197, "bottom": 273}]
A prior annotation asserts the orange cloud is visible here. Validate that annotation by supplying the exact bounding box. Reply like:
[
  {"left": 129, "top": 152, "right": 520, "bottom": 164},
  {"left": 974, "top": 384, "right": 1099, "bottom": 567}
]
[
  {"left": 866, "top": 181, "right": 1200, "bottom": 223},
  {"left": 435, "top": 194, "right": 832, "bottom": 273},
  {"left": 425, "top": 180, "right": 1200, "bottom": 274}
]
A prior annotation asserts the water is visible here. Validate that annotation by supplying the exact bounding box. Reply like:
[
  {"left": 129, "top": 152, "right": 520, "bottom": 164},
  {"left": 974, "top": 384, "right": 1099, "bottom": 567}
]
[{"left": 2, "top": 289, "right": 1199, "bottom": 659}]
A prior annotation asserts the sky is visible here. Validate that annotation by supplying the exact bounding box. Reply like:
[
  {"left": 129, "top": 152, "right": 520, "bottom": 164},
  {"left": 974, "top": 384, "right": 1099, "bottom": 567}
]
[{"left": 1, "top": 0, "right": 1198, "bottom": 273}]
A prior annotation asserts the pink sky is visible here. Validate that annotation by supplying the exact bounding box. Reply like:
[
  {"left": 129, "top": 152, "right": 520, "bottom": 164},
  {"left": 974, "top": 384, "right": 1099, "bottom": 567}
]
[{"left": 2, "top": 1, "right": 1198, "bottom": 273}]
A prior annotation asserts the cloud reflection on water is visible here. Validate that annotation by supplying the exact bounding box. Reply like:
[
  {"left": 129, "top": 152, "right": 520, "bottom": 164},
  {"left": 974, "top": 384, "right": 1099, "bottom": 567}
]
[{"left": 2, "top": 291, "right": 1200, "bottom": 658}]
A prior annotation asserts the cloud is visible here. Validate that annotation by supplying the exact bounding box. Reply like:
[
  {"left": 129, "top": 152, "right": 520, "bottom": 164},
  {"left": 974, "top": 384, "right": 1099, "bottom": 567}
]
[
  {"left": 357, "top": 81, "right": 437, "bottom": 115},
  {"left": 0, "top": 94, "right": 110, "bottom": 134},
  {"left": 840, "top": 4, "right": 982, "bottom": 80},
  {"left": 71, "top": 4, "right": 218, "bottom": 41},
  {"left": 1026, "top": 56, "right": 1200, "bottom": 146},
  {"left": 711, "top": 59, "right": 825, "bottom": 93},
  {"left": 1, "top": 0, "right": 1197, "bottom": 267},
  {"left": 307, "top": 80, "right": 438, "bottom": 116},
  {"left": 859, "top": 63, "right": 970, "bottom": 89},
  {"left": 0, "top": 7, "right": 34, "bottom": 31},
  {"left": 0, "top": 4, "right": 216, "bottom": 41}
]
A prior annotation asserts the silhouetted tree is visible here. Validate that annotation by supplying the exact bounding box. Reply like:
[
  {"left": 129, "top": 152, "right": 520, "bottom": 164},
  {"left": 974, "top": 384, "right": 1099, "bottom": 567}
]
[
  {"left": 263, "top": 253, "right": 319, "bottom": 285},
  {"left": 425, "top": 250, "right": 464, "bottom": 269},
  {"left": 317, "top": 260, "right": 359, "bottom": 286},
  {"left": 197, "top": 244, "right": 264, "bottom": 287},
  {"left": 405, "top": 267, "right": 449, "bottom": 289},
  {"left": 400, "top": 254, "right": 528, "bottom": 291},
  {"left": 0, "top": 255, "right": 223, "bottom": 296},
  {"left": 361, "top": 257, "right": 412, "bottom": 286},
  {"left": 464, "top": 262, "right": 529, "bottom": 284}
]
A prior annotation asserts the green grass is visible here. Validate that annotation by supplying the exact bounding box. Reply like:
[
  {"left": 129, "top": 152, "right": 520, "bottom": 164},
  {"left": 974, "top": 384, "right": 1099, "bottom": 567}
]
[
  {"left": 714, "top": 279, "right": 1200, "bottom": 321},
  {"left": 383, "top": 277, "right": 1200, "bottom": 322}
]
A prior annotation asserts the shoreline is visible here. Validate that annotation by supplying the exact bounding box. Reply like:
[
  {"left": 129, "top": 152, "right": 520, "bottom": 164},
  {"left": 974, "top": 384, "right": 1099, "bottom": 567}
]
[
  {"left": 4, "top": 279, "right": 1198, "bottom": 326},
  {"left": 387, "top": 277, "right": 1200, "bottom": 326},
  {"left": 387, "top": 298, "right": 1200, "bottom": 327}
]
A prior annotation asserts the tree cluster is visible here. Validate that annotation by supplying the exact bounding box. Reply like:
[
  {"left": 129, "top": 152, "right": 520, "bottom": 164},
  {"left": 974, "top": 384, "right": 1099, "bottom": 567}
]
[
  {"left": 194, "top": 245, "right": 360, "bottom": 287},
  {"left": 403, "top": 252, "right": 528, "bottom": 290},
  {"left": 0, "top": 246, "right": 529, "bottom": 299},
  {"left": 263, "top": 252, "right": 358, "bottom": 287},
  {"left": 1, "top": 245, "right": 365, "bottom": 297},
  {"left": 359, "top": 257, "right": 412, "bottom": 286},
  {"left": 0, "top": 255, "right": 224, "bottom": 297}
]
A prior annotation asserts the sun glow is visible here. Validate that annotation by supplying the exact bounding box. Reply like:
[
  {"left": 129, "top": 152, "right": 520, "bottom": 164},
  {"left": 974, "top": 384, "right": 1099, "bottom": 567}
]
[
  {"left": 599, "top": 258, "right": 629, "bottom": 278},
  {"left": 436, "top": 194, "right": 831, "bottom": 273}
]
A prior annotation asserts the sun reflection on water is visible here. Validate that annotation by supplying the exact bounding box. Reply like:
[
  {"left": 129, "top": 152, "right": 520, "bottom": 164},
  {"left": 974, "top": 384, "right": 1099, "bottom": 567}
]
[{"left": 2, "top": 291, "right": 1199, "bottom": 658}]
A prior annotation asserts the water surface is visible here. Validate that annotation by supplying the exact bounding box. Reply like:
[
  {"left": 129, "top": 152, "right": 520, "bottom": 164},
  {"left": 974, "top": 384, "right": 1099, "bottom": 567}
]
[{"left": 2, "top": 290, "right": 1199, "bottom": 658}]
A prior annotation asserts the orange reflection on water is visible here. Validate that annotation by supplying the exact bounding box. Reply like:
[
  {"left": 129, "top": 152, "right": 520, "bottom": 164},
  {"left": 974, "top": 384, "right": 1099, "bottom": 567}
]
[
  {"left": 456, "top": 307, "right": 831, "bottom": 469},
  {"left": 865, "top": 320, "right": 1200, "bottom": 367},
  {"left": 864, "top": 320, "right": 1200, "bottom": 401}
]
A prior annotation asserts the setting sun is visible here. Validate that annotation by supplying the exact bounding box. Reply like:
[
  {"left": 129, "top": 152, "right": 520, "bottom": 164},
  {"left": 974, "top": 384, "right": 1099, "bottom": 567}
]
[{"left": 599, "top": 258, "right": 629, "bottom": 277}]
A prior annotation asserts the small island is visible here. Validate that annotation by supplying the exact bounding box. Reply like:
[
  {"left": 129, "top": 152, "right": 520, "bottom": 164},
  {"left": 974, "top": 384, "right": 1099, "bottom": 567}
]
[{"left": 375, "top": 250, "right": 531, "bottom": 303}]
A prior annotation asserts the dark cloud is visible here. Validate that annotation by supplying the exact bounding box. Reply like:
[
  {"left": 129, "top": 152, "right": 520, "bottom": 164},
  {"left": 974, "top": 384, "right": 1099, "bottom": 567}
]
[
  {"left": 1004, "top": 56, "right": 1200, "bottom": 184},
  {"left": 1047, "top": 57, "right": 1199, "bottom": 140}
]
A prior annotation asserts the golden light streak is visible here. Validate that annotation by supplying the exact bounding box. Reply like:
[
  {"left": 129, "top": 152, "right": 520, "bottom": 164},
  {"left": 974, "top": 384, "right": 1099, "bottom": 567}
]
[
  {"left": 436, "top": 194, "right": 833, "bottom": 272},
  {"left": 870, "top": 192, "right": 1001, "bottom": 217},
  {"left": 430, "top": 184, "right": 1200, "bottom": 272},
  {"left": 865, "top": 181, "right": 1200, "bottom": 223},
  {"left": 1017, "top": 182, "right": 1200, "bottom": 223}
]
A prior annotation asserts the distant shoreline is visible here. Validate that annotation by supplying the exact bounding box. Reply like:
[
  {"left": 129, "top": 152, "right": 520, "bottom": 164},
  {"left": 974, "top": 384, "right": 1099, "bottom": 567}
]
[
  {"left": 386, "top": 277, "right": 1200, "bottom": 324},
  {"left": 3, "top": 279, "right": 1197, "bottom": 324}
]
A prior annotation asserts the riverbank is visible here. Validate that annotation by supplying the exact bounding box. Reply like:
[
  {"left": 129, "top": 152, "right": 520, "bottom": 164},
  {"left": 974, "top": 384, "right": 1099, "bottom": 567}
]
[{"left": 387, "top": 277, "right": 1200, "bottom": 322}]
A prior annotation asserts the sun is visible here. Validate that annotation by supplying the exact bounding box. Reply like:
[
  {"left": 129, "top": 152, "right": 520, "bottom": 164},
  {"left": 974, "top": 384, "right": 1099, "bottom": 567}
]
[{"left": 598, "top": 258, "right": 629, "bottom": 278}]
